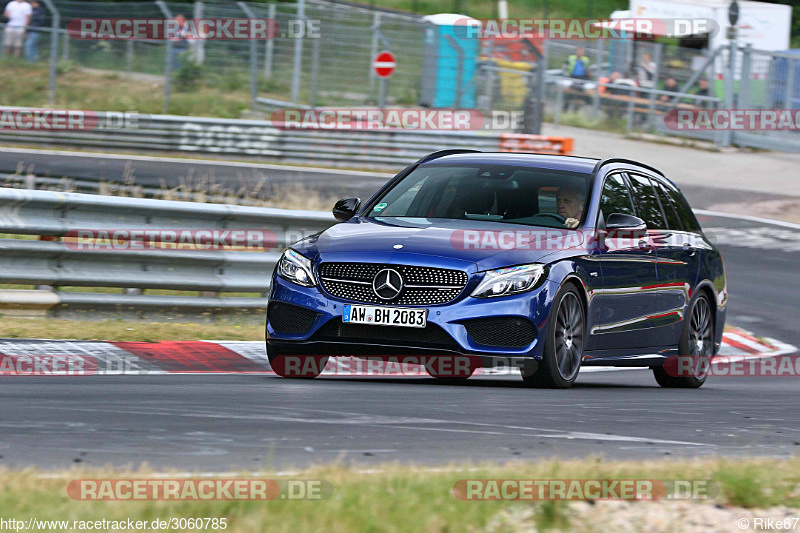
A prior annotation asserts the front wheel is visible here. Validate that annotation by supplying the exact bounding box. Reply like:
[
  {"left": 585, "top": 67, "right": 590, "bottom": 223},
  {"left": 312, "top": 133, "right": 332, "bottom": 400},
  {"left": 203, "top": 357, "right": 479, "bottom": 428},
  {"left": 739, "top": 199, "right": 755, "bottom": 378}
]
[
  {"left": 523, "top": 283, "right": 585, "bottom": 389},
  {"left": 652, "top": 292, "right": 714, "bottom": 388},
  {"left": 266, "top": 342, "right": 328, "bottom": 379}
]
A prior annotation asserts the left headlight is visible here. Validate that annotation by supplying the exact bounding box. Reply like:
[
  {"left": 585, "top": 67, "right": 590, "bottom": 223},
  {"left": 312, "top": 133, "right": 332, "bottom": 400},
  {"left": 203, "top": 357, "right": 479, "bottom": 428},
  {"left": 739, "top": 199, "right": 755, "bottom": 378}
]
[
  {"left": 471, "top": 264, "right": 547, "bottom": 298},
  {"left": 277, "top": 249, "right": 317, "bottom": 287}
]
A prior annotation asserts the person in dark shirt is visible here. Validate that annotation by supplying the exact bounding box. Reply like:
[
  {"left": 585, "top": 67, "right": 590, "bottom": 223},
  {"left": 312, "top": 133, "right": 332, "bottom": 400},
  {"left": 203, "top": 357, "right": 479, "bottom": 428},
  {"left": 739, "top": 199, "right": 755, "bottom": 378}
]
[
  {"left": 24, "top": 0, "right": 44, "bottom": 62},
  {"left": 659, "top": 77, "right": 679, "bottom": 103}
]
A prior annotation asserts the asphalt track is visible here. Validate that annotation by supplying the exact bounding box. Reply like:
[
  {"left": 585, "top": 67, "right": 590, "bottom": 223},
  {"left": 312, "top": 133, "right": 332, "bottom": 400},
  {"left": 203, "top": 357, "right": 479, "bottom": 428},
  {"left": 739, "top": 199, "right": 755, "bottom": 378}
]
[{"left": 0, "top": 150, "right": 799, "bottom": 471}]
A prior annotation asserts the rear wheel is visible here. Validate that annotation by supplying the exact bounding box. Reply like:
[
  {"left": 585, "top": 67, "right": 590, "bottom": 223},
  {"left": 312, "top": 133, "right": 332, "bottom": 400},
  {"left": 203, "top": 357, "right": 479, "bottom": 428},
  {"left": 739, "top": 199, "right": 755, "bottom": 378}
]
[
  {"left": 523, "top": 283, "right": 585, "bottom": 389},
  {"left": 266, "top": 342, "right": 328, "bottom": 379},
  {"left": 653, "top": 292, "right": 714, "bottom": 388}
]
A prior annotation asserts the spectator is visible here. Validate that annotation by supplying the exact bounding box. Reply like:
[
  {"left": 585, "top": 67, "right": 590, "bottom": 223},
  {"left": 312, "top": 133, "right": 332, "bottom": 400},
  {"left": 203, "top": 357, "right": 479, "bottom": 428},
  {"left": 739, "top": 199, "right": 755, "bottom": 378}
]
[
  {"left": 567, "top": 47, "right": 590, "bottom": 80},
  {"left": 606, "top": 71, "right": 637, "bottom": 96},
  {"left": 170, "top": 13, "right": 190, "bottom": 69},
  {"left": 3, "top": 0, "right": 32, "bottom": 58},
  {"left": 695, "top": 78, "right": 710, "bottom": 97},
  {"left": 24, "top": 0, "right": 44, "bottom": 62},
  {"left": 637, "top": 52, "right": 656, "bottom": 88},
  {"left": 659, "top": 77, "right": 679, "bottom": 103}
]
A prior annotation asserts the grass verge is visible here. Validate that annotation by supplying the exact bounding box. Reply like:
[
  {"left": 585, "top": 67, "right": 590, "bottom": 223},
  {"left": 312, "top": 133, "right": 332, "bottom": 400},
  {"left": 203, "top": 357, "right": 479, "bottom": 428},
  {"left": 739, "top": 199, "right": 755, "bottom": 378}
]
[
  {"left": 0, "top": 457, "right": 798, "bottom": 532},
  {"left": 0, "top": 316, "right": 264, "bottom": 342}
]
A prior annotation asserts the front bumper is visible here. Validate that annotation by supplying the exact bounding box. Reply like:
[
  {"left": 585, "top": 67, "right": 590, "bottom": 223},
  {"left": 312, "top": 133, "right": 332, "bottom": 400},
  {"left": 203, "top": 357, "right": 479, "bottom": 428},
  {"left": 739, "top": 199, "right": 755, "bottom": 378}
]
[{"left": 266, "top": 272, "right": 558, "bottom": 360}]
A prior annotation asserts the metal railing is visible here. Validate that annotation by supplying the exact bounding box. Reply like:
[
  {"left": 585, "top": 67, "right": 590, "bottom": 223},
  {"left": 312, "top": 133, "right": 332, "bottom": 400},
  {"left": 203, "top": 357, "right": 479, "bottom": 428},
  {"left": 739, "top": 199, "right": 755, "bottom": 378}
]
[
  {"left": 0, "top": 187, "right": 335, "bottom": 316},
  {"left": 0, "top": 108, "right": 573, "bottom": 167}
]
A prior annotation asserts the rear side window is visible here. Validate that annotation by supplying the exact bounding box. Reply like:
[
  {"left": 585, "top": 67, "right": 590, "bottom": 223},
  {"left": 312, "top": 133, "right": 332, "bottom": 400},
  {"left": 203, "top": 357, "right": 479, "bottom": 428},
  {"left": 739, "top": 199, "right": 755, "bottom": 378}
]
[
  {"left": 599, "top": 173, "right": 636, "bottom": 220},
  {"left": 663, "top": 182, "right": 703, "bottom": 233},
  {"left": 652, "top": 179, "right": 683, "bottom": 230},
  {"left": 627, "top": 173, "right": 667, "bottom": 229}
]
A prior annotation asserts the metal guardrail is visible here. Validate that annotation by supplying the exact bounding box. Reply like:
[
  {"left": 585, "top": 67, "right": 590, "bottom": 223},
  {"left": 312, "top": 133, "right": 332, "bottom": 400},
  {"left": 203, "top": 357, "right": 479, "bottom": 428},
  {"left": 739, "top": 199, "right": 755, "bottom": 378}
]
[
  {"left": 0, "top": 187, "right": 336, "bottom": 315},
  {"left": 0, "top": 108, "right": 574, "bottom": 167}
]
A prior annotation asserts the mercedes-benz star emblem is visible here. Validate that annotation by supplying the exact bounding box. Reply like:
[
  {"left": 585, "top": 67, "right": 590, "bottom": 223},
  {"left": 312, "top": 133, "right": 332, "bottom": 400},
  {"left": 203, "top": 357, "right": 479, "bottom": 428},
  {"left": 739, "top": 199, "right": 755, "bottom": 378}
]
[{"left": 373, "top": 268, "right": 403, "bottom": 300}]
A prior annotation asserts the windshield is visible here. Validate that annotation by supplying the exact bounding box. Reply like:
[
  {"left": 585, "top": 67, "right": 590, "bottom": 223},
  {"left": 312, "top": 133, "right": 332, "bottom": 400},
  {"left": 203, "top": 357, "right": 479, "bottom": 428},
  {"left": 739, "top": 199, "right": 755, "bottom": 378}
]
[{"left": 366, "top": 164, "right": 592, "bottom": 229}]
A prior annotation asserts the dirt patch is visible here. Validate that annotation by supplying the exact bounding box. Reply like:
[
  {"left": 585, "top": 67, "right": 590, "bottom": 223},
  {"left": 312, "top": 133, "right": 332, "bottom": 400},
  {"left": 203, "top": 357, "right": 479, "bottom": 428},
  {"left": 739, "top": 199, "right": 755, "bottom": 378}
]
[{"left": 488, "top": 501, "right": 800, "bottom": 532}]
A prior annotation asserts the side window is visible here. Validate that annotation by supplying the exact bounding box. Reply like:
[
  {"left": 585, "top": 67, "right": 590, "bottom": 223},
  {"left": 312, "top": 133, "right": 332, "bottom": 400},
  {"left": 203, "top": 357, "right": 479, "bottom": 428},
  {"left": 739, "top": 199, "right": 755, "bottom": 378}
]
[
  {"left": 627, "top": 173, "right": 667, "bottom": 229},
  {"left": 652, "top": 179, "right": 683, "bottom": 230},
  {"left": 664, "top": 183, "right": 702, "bottom": 233},
  {"left": 598, "top": 173, "right": 636, "bottom": 222}
]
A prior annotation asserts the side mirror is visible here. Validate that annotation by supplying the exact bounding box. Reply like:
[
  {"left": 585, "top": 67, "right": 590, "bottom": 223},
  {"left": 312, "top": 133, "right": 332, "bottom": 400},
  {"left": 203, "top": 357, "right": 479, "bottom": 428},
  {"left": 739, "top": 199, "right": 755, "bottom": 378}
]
[
  {"left": 332, "top": 198, "right": 361, "bottom": 221},
  {"left": 605, "top": 213, "right": 646, "bottom": 231}
]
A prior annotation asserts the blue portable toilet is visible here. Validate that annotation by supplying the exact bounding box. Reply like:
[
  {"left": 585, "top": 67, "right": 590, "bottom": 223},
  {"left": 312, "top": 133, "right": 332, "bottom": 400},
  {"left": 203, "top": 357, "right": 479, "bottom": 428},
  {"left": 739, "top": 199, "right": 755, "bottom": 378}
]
[
  {"left": 419, "top": 14, "right": 479, "bottom": 108},
  {"left": 771, "top": 49, "right": 800, "bottom": 109}
]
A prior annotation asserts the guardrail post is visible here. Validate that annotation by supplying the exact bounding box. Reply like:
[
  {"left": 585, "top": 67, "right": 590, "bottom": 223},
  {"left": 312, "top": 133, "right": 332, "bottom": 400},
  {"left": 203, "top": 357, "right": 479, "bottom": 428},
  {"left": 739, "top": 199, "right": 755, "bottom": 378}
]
[
  {"left": 156, "top": 0, "right": 173, "bottom": 114},
  {"left": 39, "top": 0, "right": 59, "bottom": 107},
  {"left": 238, "top": 2, "right": 259, "bottom": 111},
  {"left": 290, "top": 0, "right": 306, "bottom": 103},
  {"left": 264, "top": 3, "right": 276, "bottom": 78}
]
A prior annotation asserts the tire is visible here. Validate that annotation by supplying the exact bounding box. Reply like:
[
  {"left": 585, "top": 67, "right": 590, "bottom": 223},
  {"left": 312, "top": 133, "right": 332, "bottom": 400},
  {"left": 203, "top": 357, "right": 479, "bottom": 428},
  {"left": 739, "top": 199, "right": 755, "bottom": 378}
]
[
  {"left": 522, "top": 283, "right": 585, "bottom": 389},
  {"left": 266, "top": 342, "right": 328, "bottom": 379},
  {"left": 652, "top": 292, "right": 714, "bottom": 389}
]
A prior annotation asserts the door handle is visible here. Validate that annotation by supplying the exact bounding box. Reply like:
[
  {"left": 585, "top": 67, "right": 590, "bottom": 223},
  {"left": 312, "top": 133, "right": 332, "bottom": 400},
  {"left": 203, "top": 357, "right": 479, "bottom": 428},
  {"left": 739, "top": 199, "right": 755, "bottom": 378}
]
[
  {"left": 638, "top": 239, "right": 653, "bottom": 252},
  {"left": 682, "top": 242, "right": 697, "bottom": 256}
]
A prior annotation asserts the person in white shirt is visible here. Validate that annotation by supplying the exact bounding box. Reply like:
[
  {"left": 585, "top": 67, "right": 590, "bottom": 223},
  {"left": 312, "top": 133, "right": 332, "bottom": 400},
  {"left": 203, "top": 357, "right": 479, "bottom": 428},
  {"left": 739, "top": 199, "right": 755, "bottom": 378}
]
[{"left": 3, "top": 0, "right": 32, "bottom": 57}]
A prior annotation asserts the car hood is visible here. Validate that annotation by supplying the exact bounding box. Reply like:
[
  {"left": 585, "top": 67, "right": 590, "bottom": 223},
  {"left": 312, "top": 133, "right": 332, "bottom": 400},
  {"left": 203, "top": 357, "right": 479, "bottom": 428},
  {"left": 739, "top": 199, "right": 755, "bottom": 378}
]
[{"left": 292, "top": 217, "right": 586, "bottom": 272}]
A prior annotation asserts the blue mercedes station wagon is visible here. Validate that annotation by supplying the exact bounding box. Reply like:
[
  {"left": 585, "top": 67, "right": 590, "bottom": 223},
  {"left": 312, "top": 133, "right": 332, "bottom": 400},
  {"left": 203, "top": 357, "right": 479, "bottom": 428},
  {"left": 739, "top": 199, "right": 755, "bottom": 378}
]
[{"left": 266, "top": 150, "right": 727, "bottom": 388}]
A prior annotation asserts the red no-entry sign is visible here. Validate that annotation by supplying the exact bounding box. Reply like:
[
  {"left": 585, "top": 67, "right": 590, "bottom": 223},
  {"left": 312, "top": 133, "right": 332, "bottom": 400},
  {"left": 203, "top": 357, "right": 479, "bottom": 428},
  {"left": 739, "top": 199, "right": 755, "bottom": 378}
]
[{"left": 373, "top": 51, "right": 396, "bottom": 78}]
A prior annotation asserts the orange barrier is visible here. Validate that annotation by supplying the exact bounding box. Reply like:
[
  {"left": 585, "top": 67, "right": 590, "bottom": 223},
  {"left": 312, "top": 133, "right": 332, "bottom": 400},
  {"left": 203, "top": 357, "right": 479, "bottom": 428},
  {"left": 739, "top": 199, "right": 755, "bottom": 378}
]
[{"left": 499, "top": 134, "right": 574, "bottom": 155}]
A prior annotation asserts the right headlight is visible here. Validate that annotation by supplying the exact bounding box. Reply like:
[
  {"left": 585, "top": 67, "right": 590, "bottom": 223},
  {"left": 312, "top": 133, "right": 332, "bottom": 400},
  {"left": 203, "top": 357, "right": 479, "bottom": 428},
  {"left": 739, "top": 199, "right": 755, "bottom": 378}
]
[
  {"left": 470, "top": 264, "right": 547, "bottom": 298},
  {"left": 276, "top": 249, "right": 317, "bottom": 287}
]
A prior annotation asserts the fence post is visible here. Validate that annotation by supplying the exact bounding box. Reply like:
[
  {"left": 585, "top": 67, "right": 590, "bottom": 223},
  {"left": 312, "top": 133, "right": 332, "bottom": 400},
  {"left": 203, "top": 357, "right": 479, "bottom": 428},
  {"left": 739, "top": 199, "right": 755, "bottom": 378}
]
[
  {"left": 369, "top": 12, "right": 381, "bottom": 93},
  {"left": 784, "top": 54, "right": 794, "bottom": 111},
  {"left": 238, "top": 2, "right": 259, "bottom": 111},
  {"left": 310, "top": 33, "right": 320, "bottom": 109},
  {"left": 264, "top": 3, "right": 275, "bottom": 79},
  {"left": 156, "top": 0, "right": 173, "bottom": 114},
  {"left": 625, "top": 86, "right": 635, "bottom": 135},
  {"left": 721, "top": 43, "right": 736, "bottom": 147},
  {"left": 61, "top": 29, "right": 69, "bottom": 62},
  {"left": 290, "top": 0, "right": 306, "bottom": 103},
  {"left": 126, "top": 40, "right": 134, "bottom": 72},
  {"left": 647, "top": 43, "right": 663, "bottom": 133},
  {"left": 39, "top": 0, "right": 59, "bottom": 107},
  {"left": 739, "top": 44, "right": 752, "bottom": 110}
]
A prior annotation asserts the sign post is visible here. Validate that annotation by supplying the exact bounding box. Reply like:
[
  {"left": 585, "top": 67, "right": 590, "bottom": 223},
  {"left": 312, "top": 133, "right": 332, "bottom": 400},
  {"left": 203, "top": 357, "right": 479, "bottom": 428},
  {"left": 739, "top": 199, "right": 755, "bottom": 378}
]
[{"left": 373, "top": 51, "right": 396, "bottom": 110}]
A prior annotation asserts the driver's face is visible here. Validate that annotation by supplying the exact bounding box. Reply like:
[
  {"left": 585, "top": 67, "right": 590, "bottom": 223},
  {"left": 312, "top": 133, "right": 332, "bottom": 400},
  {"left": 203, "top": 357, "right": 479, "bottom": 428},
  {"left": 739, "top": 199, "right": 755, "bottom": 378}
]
[{"left": 556, "top": 191, "right": 583, "bottom": 219}]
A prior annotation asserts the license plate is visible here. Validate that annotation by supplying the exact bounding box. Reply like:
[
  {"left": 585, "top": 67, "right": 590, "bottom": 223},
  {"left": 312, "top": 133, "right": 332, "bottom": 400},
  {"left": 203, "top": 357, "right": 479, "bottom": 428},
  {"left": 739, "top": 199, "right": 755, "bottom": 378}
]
[{"left": 342, "top": 305, "right": 427, "bottom": 328}]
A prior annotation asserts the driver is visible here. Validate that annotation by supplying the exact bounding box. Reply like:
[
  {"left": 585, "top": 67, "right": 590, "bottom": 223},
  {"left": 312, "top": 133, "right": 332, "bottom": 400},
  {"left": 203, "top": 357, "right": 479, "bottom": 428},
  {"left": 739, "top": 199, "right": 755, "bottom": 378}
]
[{"left": 556, "top": 184, "right": 585, "bottom": 229}]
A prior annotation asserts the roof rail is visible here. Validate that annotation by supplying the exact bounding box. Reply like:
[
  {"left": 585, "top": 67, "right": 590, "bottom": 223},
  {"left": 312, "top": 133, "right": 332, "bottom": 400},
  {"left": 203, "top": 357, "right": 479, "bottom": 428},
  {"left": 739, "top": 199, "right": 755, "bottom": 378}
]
[
  {"left": 419, "top": 149, "right": 482, "bottom": 163},
  {"left": 592, "top": 158, "right": 665, "bottom": 177}
]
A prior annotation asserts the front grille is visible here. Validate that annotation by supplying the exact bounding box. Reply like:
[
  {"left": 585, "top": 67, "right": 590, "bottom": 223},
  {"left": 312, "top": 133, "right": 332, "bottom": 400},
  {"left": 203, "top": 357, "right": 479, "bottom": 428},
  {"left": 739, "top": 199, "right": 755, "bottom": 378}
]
[
  {"left": 268, "top": 302, "right": 319, "bottom": 334},
  {"left": 318, "top": 263, "right": 468, "bottom": 305},
  {"left": 314, "top": 319, "right": 460, "bottom": 349},
  {"left": 463, "top": 317, "right": 537, "bottom": 348}
]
